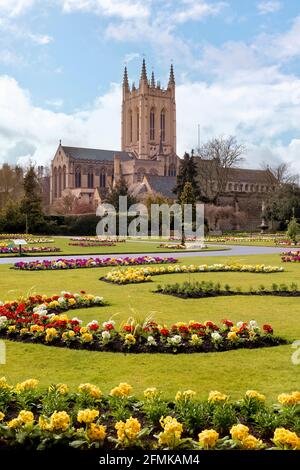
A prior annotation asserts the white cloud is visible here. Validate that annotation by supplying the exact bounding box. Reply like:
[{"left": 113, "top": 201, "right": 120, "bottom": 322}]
[
  {"left": 173, "top": 0, "right": 227, "bottom": 24},
  {"left": 124, "top": 51, "right": 140, "bottom": 63},
  {"left": 61, "top": 0, "right": 150, "bottom": 19},
  {"left": 28, "top": 32, "right": 53, "bottom": 45},
  {"left": 0, "top": 75, "right": 121, "bottom": 166},
  {"left": 0, "top": 49, "right": 24, "bottom": 65},
  {"left": 0, "top": 0, "right": 35, "bottom": 17},
  {"left": 257, "top": 1, "right": 281, "bottom": 15},
  {"left": 45, "top": 99, "right": 64, "bottom": 108}
]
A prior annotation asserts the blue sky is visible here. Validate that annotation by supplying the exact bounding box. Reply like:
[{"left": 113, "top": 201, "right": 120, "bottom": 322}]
[{"left": 1, "top": 0, "right": 300, "bottom": 172}]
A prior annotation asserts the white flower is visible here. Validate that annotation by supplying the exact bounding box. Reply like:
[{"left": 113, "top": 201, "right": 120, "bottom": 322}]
[
  {"left": 101, "top": 331, "right": 111, "bottom": 340},
  {"left": 147, "top": 335, "right": 157, "bottom": 346},
  {"left": 211, "top": 332, "right": 222, "bottom": 342},
  {"left": 102, "top": 320, "right": 115, "bottom": 328},
  {"left": 87, "top": 320, "right": 99, "bottom": 328},
  {"left": 0, "top": 301, "right": 3, "bottom": 306},
  {"left": 94, "top": 296, "right": 103, "bottom": 303},
  {"left": 58, "top": 297, "right": 66, "bottom": 304},
  {"left": 237, "top": 322, "right": 244, "bottom": 328},
  {"left": 71, "top": 317, "right": 83, "bottom": 324},
  {"left": 168, "top": 335, "right": 182, "bottom": 346},
  {"left": 0, "top": 317, "right": 7, "bottom": 327},
  {"left": 61, "top": 291, "right": 70, "bottom": 295},
  {"left": 249, "top": 320, "right": 258, "bottom": 329}
]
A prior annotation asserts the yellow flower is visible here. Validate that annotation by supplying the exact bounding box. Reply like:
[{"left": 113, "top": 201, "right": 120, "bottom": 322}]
[
  {"left": 81, "top": 333, "right": 93, "bottom": 342},
  {"left": 7, "top": 325, "right": 16, "bottom": 333},
  {"left": 245, "top": 390, "right": 266, "bottom": 401},
  {"left": 15, "top": 378, "right": 39, "bottom": 392},
  {"left": 87, "top": 423, "right": 106, "bottom": 442},
  {"left": 208, "top": 390, "right": 228, "bottom": 403},
  {"left": 38, "top": 416, "right": 51, "bottom": 431},
  {"left": 57, "top": 383, "right": 69, "bottom": 395},
  {"left": 18, "top": 410, "right": 34, "bottom": 425},
  {"left": 77, "top": 409, "right": 99, "bottom": 424},
  {"left": 143, "top": 387, "right": 159, "bottom": 399},
  {"left": 175, "top": 390, "right": 196, "bottom": 401},
  {"left": 115, "top": 417, "right": 141, "bottom": 442},
  {"left": 241, "top": 435, "right": 264, "bottom": 450},
  {"left": 49, "top": 411, "right": 70, "bottom": 432},
  {"left": 0, "top": 377, "right": 11, "bottom": 390},
  {"left": 278, "top": 391, "right": 300, "bottom": 405},
  {"left": 45, "top": 328, "right": 58, "bottom": 342},
  {"left": 124, "top": 334, "right": 136, "bottom": 345},
  {"left": 198, "top": 429, "right": 219, "bottom": 449},
  {"left": 110, "top": 383, "right": 133, "bottom": 398},
  {"left": 20, "top": 328, "right": 29, "bottom": 335},
  {"left": 30, "top": 325, "right": 44, "bottom": 333},
  {"left": 227, "top": 332, "right": 238, "bottom": 341},
  {"left": 0, "top": 411, "right": 5, "bottom": 421},
  {"left": 273, "top": 428, "right": 300, "bottom": 450},
  {"left": 230, "top": 424, "right": 250, "bottom": 441},
  {"left": 158, "top": 416, "right": 183, "bottom": 447},
  {"left": 68, "top": 298, "right": 76, "bottom": 305},
  {"left": 80, "top": 327, "right": 88, "bottom": 334},
  {"left": 78, "top": 383, "right": 102, "bottom": 399},
  {"left": 8, "top": 417, "right": 23, "bottom": 429}
]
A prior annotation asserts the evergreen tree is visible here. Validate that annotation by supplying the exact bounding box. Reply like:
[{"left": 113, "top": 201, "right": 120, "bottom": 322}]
[
  {"left": 20, "top": 166, "right": 45, "bottom": 233},
  {"left": 179, "top": 182, "right": 197, "bottom": 246},
  {"left": 287, "top": 215, "right": 300, "bottom": 245},
  {"left": 105, "top": 177, "right": 137, "bottom": 211},
  {"left": 173, "top": 152, "right": 202, "bottom": 200}
]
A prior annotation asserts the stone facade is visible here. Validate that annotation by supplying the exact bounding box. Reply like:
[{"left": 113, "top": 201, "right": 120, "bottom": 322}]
[{"left": 50, "top": 60, "right": 179, "bottom": 207}]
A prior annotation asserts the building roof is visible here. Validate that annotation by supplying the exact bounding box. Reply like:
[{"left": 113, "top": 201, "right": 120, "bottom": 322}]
[
  {"left": 145, "top": 175, "right": 177, "bottom": 199},
  {"left": 195, "top": 159, "right": 276, "bottom": 184},
  {"left": 61, "top": 146, "right": 133, "bottom": 162}
]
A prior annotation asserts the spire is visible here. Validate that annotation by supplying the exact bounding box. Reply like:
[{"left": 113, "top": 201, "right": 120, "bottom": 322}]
[
  {"left": 151, "top": 69, "right": 155, "bottom": 88},
  {"left": 168, "top": 63, "right": 175, "bottom": 87},
  {"left": 140, "top": 58, "right": 148, "bottom": 83},
  {"left": 123, "top": 66, "right": 130, "bottom": 92}
]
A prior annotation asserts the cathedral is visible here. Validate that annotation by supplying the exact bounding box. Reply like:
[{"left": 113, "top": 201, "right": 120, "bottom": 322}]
[
  {"left": 50, "top": 60, "right": 179, "bottom": 207},
  {"left": 50, "top": 60, "right": 274, "bottom": 230}
]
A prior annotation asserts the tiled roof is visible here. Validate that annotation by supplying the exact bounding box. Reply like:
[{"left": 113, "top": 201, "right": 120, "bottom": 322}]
[
  {"left": 145, "top": 175, "right": 177, "bottom": 198},
  {"left": 195, "top": 159, "right": 276, "bottom": 184},
  {"left": 61, "top": 146, "right": 133, "bottom": 162}
]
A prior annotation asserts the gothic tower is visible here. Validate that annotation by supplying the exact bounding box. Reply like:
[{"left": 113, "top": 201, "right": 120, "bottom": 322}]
[{"left": 121, "top": 60, "right": 176, "bottom": 160}]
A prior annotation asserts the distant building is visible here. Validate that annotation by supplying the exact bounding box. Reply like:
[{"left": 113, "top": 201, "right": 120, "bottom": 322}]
[{"left": 50, "top": 60, "right": 274, "bottom": 229}]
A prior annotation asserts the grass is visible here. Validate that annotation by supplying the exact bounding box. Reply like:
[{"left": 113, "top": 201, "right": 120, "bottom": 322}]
[
  {"left": 0, "top": 236, "right": 227, "bottom": 257},
  {"left": 0, "top": 252, "right": 299, "bottom": 400}
]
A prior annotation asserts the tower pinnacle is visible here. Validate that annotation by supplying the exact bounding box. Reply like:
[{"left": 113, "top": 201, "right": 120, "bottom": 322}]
[
  {"left": 140, "top": 58, "right": 148, "bottom": 83},
  {"left": 151, "top": 70, "right": 156, "bottom": 88},
  {"left": 168, "top": 63, "right": 175, "bottom": 87},
  {"left": 123, "top": 66, "right": 130, "bottom": 93}
]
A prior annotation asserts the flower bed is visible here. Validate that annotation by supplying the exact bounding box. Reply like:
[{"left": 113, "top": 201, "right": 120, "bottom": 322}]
[
  {"left": 281, "top": 251, "right": 300, "bottom": 262},
  {"left": 155, "top": 280, "right": 300, "bottom": 299},
  {"left": 102, "top": 263, "right": 284, "bottom": 285},
  {"left": 0, "top": 246, "right": 60, "bottom": 254},
  {"left": 26, "top": 238, "right": 54, "bottom": 244},
  {"left": 205, "top": 235, "right": 285, "bottom": 244},
  {"left": 68, "top": 242, "right": 116, "bottom": 247},
  {"left": 0, "top": 233, "right": 32, "bottom": 240},
  {"left": 0, "top": 378, "right": 298, "bottom": 450},
  {"left": 12, "top": 256, "right": 178, "bottom": 271},
  {"left": 159, "top": 243, "right": 186, "bottom": 249},
  {"left": 0, "top": 294, "right": 286, "bottom": 353},
  {"left": 70, "top": 237, "right": 126, "bottom": 243}
]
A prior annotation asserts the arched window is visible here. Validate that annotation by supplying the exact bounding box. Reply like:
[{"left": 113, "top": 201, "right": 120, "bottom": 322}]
[
  {"left": 150, "top": 108, "right": 155, "bottom": 141},
  {"left": 160, "top": 109, "right": 166, "bottom": 142},
  {"left": 100, "top": 169, "right": 106, "bottom": 188},
  {"left": 168, "top": 163, "right": 176, "bottom": 177},
  {"left": 228, "top": 183, "right": 232, "bottom": 191},
  {"left": 234, "top": 184, "right": 238, "bottom": 191},
  {"left": 58, "top": 167, "right": 62, "bottom": 197},
  {"left": 87, "top": 167, "right": 94, "bottom": 188},
  {"left": 137, "top": 167, "right": 146, "bottom": 182},
  {"left": 239, "top": 184, "right": 243, "bottom": 191},
  {"left": 53, "top": 168, "right": 57, "bottom": 198},
  {"left": 129, "top": 109, "right": 133, "bottom": 143},
  {"left": 245, "top": 184, "right": 248, "bottom": 191},
  {"left": 136, "top": 109, "right": 139, "bottom": 141},
  {"left": 75, "top": 166, "right": 81, "bottom": 188},
  {"left": 63, "top": 166, "right": 66, "bottom": 190}
]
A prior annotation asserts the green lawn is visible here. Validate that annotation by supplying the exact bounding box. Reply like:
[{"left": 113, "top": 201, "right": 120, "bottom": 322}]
[
  {"left": 0, "top": 252, "right": 299, "bottom": 400},
  {"left": 0, "top": 236, "right": 228, "bottom": 257}
]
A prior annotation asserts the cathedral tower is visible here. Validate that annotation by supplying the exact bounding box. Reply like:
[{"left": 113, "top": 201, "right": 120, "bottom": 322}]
[{"left": 121, "top": 60, "right": 176, "bottom": 159}]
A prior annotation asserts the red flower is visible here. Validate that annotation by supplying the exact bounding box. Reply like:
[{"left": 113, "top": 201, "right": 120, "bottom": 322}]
[
  {"left": 189, "top": 322, "right": 205, "bottom": 330},
  {"left": 205, "top": 321, "right": 219, "bottom": 330},
  {"left": 160, "top": 328, "right": 169, "bottom": 337},
  {"left": 123, "top": 325, "right": 134, "bottom": 332},
  {"left": 178, "top": 325, "right": 189, "bottom": 333},
  {"left": 104, "top": 323, "right": 115, "bottom": 330},
  {"left": 74, "top": 326, "right": 81, "bottom": 333},
  {"left": 222, "top": 319, "right": 234, "bottom": 328},
  {"left": 88, "top": 324, "right": 99, "bottom": 331},
  {"left": 80, "top": 290, "right": 86, "bottom": 294},
  {"left": 263, "top": 324, "right": 273, "bottom": 334}
]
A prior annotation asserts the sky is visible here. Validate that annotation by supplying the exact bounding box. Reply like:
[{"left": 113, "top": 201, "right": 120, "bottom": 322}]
[{"left": 1, "top": 0, "right": 300, "bottom": 172}]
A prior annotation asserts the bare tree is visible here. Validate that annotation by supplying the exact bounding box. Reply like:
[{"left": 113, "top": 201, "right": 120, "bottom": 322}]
[
  {"left": 261, "top": 162, "right": 299, "bottom": 187},
  {"left": 196, "top": 136, "right": 246, "bottom": 203}
]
